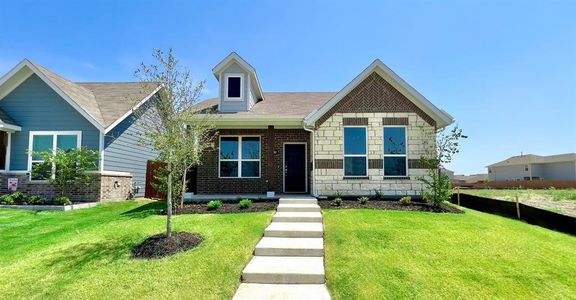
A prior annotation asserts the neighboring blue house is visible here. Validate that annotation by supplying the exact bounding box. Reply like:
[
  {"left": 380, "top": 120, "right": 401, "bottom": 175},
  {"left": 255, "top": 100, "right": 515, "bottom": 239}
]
[{"left": 0, "top": 59, "right": 160, "bottom": 201}]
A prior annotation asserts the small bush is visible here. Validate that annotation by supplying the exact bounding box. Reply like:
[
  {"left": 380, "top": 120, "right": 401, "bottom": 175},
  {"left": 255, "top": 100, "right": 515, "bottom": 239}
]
[
  {"left": 239, "top": 199, "right": 252, "bottom": 209},
  {"left": 26, "top": 195, "right": 45, "bottom": 205},
  {"left": 358, "top": 196, "right": 369, "bottom": 205},
  {"left": 207, "top": 200, "right": 222, "bottom": 211},
  {"left": 399, "top": 196, "right": 412, "bottom": 206},
  {"left": 54, "top": 196, "right": 72, "bottom": 206},
  {"left": 11, "top": 192, "right": 26, "bottom": 204},
  {"left": 374, "top": 190, "right": 383, "bottom": 200},
  {"left": 334, "top": 191, "right": 342, "bottom": 199},
  {"left": 333, "top": 197, "right": 342, "bottom": 207},
  {"left": 0, "top": 194, "right": 14, "bottom": 205}
]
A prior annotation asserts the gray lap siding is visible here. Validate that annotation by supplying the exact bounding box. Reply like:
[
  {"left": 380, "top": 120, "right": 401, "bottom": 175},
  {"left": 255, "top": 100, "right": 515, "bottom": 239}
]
[{"left": 196, "top": 128, "right": 311, "bottom": 194}]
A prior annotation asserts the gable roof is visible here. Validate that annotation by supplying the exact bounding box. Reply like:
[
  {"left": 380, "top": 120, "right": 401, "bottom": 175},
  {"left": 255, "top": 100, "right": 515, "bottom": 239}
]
[
  {"left": 0, "top": 59, "right": 160, "bottom": 132},
  {"left": 488, "top": 153, "right": 576, "bottom": 168},
  {"left": 304, "top": 59, "right": 454, "bottom": 128},
  {"left": 212, "top": 52, "right": 264, "bottom": 101}
]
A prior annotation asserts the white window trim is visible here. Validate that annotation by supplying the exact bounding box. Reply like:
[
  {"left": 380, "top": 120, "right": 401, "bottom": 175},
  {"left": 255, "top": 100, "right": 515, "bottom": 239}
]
[
  {"left": 343, "top": 126, "right": 368, "bottom": 177},
  {"left": 218, "top": 135, "right": 261, "bottom": 178},
  {"left": 383, "top": 126, "right": 408, "bottom": 177},
  {"left": 27, "top": 131, "right": 82, "bottom": 181},
  {"left": 224, "top": 73, "right": 244, "bottom": 101}
]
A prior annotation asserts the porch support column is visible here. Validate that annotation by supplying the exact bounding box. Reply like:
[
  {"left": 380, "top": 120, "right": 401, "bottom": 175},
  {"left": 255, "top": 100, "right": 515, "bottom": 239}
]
[{"left": 267, "top": 125, "right": 275, "bottom": 192}]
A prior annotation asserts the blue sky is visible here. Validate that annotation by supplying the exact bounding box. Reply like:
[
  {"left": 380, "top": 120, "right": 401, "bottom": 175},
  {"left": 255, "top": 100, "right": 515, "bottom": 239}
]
[{"left": 1, "top": 0, "right": 574, "bottom": 174}]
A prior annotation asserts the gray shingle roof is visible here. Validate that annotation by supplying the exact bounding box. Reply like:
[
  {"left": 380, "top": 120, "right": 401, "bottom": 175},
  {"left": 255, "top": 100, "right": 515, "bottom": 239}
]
[
  {"left": 29, "top": 61, "right": 159, "bottom": 129},
  {"left": 199, "top": 92, "right": 336, "bottom": 118}
]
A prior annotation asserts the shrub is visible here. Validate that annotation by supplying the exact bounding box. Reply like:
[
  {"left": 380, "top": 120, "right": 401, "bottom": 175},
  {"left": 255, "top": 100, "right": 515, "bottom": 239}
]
[
  {"left": 334, "top": 191, "right": 342, "bottom": 199},
  {"left": 54, "top": 196, "right": 72, "bottom": 206},
  {"left": 399, "top": 196, "right": 412, "bottom": 206},
  {"left": 207, "top": 200, "right": 222, "bottom": 211},
  {"left": 26, "top": 195, "right": 45, "bottom": 205},
  {"left": 374, "top": 190, "right": 383, "bottom": 200},
  {"left": 11, "top": 192, "right": 27, "bottom": 204},
  {"left": 333, "top": 197, "right": 342, "bottom": 207},
  {"left": 358, "top": 196, "right": 369, "bottom": 205},
  {"left": 0, "top": 194, "right": 14, "bottom": 205},
  {"left": 239, "top": 199, "right": 252, "bottom": 209}
]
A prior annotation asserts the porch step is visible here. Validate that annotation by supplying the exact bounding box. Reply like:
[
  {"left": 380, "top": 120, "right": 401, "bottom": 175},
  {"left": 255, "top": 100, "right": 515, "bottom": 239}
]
[
  {"left": 277, "top": 203, "right": 321, "bottom": 212},
  {"left": 264, "top": 222, "right": 323, "bottom": 238},
  {"left": 279, "top": 198, "right": 318, "bottom": 205},
  {"left": 233, "top": 283, "right": 331, "bottom": 300},
  {"left": 255, "top": 237, "right": 324, "bottom": 256},
  {"left": 273, "top": 211, "right": 322, "bottom": 222},
  {"left": 241, "top": 256, "right": 325, "bottom": 284}
]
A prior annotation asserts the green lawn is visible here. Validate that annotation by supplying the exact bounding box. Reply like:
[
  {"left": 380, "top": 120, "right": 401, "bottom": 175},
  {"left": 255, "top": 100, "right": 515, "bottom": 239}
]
[
  {"left": 463, "top": 188, "right": 576, "bottom": 201},
  {"left": 0, "top": 200, "right": 272, "bottom": 299},
  {"left": 324, "top": 208, "right": 576, "bottom": 299}
]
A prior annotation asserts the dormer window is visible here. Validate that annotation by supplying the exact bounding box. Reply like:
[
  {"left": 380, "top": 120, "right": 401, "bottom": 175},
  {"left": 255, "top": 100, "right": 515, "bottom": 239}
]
[{"left": 225, "top": 73, "right": 243, "bottom": 101}]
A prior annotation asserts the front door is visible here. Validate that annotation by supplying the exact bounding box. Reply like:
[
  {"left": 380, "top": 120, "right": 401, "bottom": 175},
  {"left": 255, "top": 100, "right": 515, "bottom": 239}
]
[{"left": 284, "top": 143, "right": 307, "bottom": 193}]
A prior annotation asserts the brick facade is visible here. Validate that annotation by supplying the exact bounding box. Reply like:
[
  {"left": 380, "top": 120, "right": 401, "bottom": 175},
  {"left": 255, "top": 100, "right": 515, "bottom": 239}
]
[
  {"left": 0, "top": 172, "right": 133, "bottom": 202},
  {"left": 196, "top": 128, "right": 311, "bottom": 194},
  {"left": 312, "top": 72, "right": 436, "bottom": 197}
]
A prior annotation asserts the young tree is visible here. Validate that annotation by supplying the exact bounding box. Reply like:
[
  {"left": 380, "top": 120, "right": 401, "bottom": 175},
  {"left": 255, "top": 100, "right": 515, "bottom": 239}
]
[
  {"left": 418, "top": 125, "right": 467, "bottom": 206},
  {"left": 31, "top": 147, "right": 99, "bottom": 200},
  {"left": 132, "top": 48, "right": 215, "bottom": 238}
]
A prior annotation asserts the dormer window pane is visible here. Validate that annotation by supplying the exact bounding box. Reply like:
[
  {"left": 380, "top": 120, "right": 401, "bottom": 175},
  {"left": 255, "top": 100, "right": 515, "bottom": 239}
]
[{"left": 227, "top": 76, "right": 241, "bottom": 98}]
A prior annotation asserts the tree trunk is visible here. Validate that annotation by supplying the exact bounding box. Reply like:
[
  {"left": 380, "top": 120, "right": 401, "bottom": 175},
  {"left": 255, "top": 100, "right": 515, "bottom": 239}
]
[{"left": 166, "top": 160, "right": 173, "bottom": 239}]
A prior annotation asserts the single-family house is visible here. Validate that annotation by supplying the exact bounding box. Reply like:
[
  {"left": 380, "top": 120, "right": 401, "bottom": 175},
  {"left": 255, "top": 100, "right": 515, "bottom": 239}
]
[
  {"left": 0, "top": 59, "right": 160, "bottom": 201},
  {"left": 487, "top": 153, "right": 576, "bottom": 182},
  {"left": 193, "top": 53, "right": 454, "bottom": 197}
]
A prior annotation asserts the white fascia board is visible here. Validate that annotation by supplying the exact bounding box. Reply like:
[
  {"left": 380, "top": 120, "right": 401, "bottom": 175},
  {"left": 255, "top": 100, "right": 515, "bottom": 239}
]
[
  {"left": 0, "top": 60, "right": 34, "bottom": 100},
  {"left": 104, "top": 84, "right": 163, "bottom": 134},
  {"left": 0, "top": 122, "right": 22, "bottom": 132},
  {"left": 304, "top": 59, "right": 454, "bottom": 128}
]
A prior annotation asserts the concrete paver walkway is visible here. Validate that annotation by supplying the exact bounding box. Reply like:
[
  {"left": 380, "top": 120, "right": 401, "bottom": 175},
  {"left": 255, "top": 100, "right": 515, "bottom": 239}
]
[{"left": 232, "top": 196, "right": 330, "bottom": 299}]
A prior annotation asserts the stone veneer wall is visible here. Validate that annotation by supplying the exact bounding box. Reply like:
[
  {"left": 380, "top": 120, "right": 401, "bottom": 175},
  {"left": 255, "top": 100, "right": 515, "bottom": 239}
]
[
  {"left": 0, "top": 172, "right": 133, "bottom": 202},
  {"left": 313, "top": 112, "right": 434, "bottom": 197}
]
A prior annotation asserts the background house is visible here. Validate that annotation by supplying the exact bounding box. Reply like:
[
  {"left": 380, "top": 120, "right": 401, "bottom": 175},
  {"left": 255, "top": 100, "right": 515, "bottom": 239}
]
[
  {"left": 487, "top": 153, "right": 576, "bottom": 182},
  {"left": 0, "top": 59, "right": 160, "bottom": 201}
]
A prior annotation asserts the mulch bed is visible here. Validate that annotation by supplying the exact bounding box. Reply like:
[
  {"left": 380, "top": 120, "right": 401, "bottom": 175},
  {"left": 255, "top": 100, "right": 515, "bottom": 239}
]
[
  {"left": 318, "top": 200, "right": 463, "bottom": 213},
  {"left": 132, "top": 232, "right": 203, "bottom": 259},
  {"left": 171, "top": 201, "right": 278, "bottom": 214}
]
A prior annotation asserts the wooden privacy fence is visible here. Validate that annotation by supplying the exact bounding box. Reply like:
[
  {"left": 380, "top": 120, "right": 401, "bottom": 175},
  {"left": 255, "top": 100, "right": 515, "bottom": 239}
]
[
  {"left": 454, "top": 180, "right": 576, "bottom": 189},
  {"left": 145, "top": 160, "right": 166, "bottom": 199},
  {"left": 450, "top": 193, "right": 576, "bottom": 236}
]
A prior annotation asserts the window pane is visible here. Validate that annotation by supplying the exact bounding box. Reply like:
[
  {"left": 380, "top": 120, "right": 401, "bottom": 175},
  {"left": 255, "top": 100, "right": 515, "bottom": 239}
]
[
  {"left": 384, "top": 157, "right": 407, "bottom": 176},
  {"left": 220, "top": 161, "right": 238, "bottom": 177},
  {"left": 227, "top": 77, "right": 241, "bottom": 98},
  {"left": 220, "top": 137, "right": 238, "bottom": 159},
  {"left": 31, "top": 162, "right": 51, "bottom": 180},
  {"left": 242, "top": 161, "right": 260, "bottom": 177},
  {"left": 32, "top": 135, "right": 53, "bottom": 160},
  {"left": 57, "top": 135, "right": 78, "bottom": 150},
  {"left": 344, "top": 127, "right": 366, "bottom": 155},
  {"left": 242, "top": 137, "right": 260, "bottom": 159},
  {"left": 345, "top": 157, "right": 367, "bottom": 176},
  {"left": 384, "top": 127, "right": 406, "bottom": 154}
]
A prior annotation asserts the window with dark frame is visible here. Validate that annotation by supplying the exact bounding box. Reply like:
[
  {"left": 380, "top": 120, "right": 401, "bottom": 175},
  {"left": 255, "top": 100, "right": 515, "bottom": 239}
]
[
  {"left": 344, "top": 127, "right": 367, "bottom": 177},
  {"left": 383, "top": 127, "right": 407, "bottom": 176},
  {"left": 219, "top": 136, "right": 260, "bottom": 178}
]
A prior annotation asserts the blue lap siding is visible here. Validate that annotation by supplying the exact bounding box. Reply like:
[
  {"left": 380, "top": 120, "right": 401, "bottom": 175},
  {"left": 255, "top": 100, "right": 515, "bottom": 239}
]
[
  {"left": 0, "top": 74, "right": 100, "bottom": 170},
  {"left": 103, "top": 102, "right": 158, "bottom": 197}
]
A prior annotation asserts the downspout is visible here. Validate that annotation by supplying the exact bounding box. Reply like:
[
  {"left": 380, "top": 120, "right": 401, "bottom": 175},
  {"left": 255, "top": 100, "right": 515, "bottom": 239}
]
[{"left": 303, "top": 122, "right": 316, "bottom": 197}]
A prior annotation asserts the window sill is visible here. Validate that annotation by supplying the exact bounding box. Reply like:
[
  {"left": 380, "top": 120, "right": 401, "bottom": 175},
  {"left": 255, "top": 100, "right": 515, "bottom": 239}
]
[
  {"left": 343, "top": 176, "right": 369, "bottom": 180},
  {"left": 383, "top": 176, "right": 411, "bottom": 180}
]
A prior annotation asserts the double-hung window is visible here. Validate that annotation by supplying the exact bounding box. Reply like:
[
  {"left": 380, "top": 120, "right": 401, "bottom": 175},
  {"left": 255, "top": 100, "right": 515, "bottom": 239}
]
[
  {"left": 343, "top": 127, "right": 367, "bottom": 177},
  {"left": 383, "top": 127, "right": 407, "bottom": 176},
  {"left": 219, "top": 136, "right": 260, "bottom": 178},
  {"left": 29, "top": 131, "right": 81, "bottom": 181}
]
